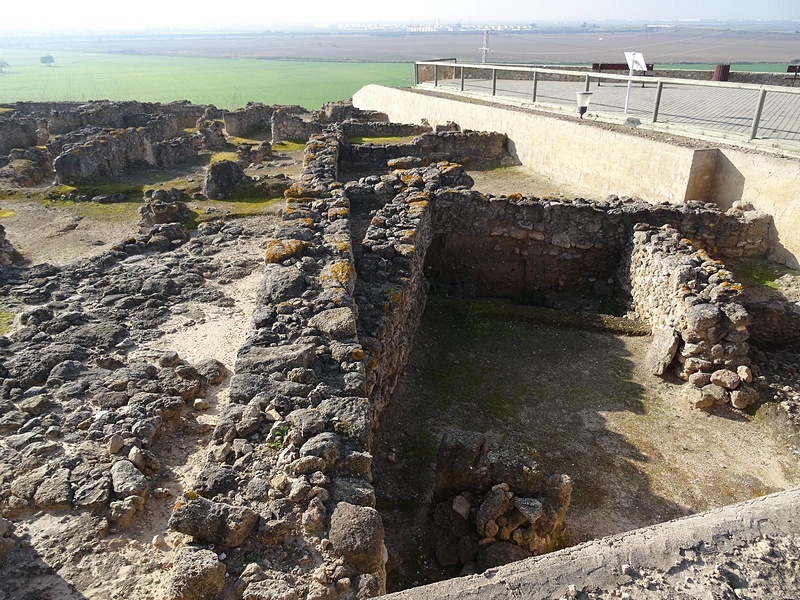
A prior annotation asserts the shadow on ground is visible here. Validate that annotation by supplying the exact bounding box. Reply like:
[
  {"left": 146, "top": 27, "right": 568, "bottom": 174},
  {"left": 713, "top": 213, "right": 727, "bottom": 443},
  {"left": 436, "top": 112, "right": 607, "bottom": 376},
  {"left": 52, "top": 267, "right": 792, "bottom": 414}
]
[{"left": 372, "top": 298, "right": 799, "bottom": 592}]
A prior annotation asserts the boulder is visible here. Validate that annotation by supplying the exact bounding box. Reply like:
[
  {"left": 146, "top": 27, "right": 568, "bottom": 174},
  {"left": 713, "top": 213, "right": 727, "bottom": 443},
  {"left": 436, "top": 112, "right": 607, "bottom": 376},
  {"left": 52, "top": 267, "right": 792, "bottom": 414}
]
[
  {"left": 139, "top": 188, "right": 190, "bottom": 227},
  {"left": 646, "top": 327, "right": 681, "bottom": 376},
  {"left": 328, "top": 502, "right": 385, "bottom": 573},
  {"left": 203, "top": 160, "right": 251, "bottom": 200},
  {"left": 169, "top": 493, "right": 259, "bottom": 547},
  {"left": 168, "top": 547, "right": 226, "bottom": 600},
  {"left": 111, "top": 459, "right": 149, "bottom": 498}
]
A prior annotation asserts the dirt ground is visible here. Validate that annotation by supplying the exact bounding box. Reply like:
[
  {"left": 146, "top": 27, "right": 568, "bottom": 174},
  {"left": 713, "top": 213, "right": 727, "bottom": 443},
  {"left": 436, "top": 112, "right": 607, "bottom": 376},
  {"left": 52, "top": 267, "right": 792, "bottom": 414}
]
[{"left": 373, "top": 300, "right": 800, "bottom": 592}]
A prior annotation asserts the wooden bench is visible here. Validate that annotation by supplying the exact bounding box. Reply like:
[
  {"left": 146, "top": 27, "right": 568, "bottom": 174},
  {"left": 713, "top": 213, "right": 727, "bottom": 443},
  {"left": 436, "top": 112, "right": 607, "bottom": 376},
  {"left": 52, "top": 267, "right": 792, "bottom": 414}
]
[
  {"left": 592, "top": 62, "right": 654, "bottom": 87},
  {"left": 785, "top": 65, "right": 800, "bottom": 85}
]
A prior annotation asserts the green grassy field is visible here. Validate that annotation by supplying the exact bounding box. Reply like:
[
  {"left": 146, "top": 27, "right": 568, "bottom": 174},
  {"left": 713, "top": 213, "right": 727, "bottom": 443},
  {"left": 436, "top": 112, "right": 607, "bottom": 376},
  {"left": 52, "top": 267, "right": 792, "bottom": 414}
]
[{"left": 0, "top": 50, "right": 414, "bottom": 109}]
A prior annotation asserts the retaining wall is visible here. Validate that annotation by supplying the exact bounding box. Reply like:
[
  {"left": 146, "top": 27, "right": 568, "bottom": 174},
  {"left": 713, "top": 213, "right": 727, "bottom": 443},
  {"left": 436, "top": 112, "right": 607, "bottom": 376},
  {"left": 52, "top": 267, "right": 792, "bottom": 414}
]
[{"left": 340, "top": 131, "right": 509, "bottom": 170}]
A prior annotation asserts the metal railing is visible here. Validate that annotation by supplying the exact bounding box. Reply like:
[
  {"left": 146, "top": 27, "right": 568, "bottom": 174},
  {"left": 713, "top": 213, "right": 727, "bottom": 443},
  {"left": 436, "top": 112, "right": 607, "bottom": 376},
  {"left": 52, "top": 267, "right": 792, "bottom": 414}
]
[{"left": 414, "top": 60, "right": 800, "bottom": 143}]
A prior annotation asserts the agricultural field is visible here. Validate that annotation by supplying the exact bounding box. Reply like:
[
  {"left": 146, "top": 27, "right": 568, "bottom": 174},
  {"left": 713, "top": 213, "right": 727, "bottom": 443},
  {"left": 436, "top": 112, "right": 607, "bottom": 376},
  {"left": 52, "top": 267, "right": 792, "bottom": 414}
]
[{"left": 0, "top": 50, "right": 414, "bottom": 109}]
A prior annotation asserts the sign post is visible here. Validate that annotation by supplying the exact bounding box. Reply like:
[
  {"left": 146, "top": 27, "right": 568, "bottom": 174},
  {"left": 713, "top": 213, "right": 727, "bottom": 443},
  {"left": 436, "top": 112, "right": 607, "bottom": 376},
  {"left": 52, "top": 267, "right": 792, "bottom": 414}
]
[{"left": 624, "top": 51, "right": 647, "bottom": 114}]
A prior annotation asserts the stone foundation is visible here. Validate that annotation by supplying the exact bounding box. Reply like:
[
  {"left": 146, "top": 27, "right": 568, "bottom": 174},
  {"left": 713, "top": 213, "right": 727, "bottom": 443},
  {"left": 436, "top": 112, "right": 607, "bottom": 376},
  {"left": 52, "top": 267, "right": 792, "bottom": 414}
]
[
  {"left": 223, "top": 103, "right": 277, "bottom": 138},
  {"left": 339, "top": 131, "right": 511, "bottom": 170},
  {"left": 53, "top": 127, "right": 199, "bottom": 184},
  {"left": 623, "top": 225, "right": 758, "bottom": 409}
]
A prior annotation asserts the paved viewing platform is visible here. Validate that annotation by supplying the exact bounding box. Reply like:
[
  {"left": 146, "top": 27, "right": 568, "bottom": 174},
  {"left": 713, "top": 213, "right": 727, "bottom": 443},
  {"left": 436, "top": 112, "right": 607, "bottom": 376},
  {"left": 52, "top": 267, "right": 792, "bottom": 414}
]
[{"left": 417, "top": 69, "right": 800, "bottom": 153}]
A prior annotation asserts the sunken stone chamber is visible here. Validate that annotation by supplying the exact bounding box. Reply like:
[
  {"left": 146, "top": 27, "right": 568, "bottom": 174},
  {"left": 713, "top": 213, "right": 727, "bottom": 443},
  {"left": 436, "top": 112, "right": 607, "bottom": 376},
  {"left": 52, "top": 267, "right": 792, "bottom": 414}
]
[{"left": 164, "top": 120, "right": 772, "bottom": 599}]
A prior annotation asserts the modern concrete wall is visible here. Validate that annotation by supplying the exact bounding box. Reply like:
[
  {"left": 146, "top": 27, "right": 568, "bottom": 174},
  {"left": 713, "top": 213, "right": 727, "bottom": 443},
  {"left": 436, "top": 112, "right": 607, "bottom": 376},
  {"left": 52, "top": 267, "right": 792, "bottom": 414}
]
[
  {"left": 712, "top": 148, "right": 800, "bottom": 268},
  {"left": 352, "top": 85, "right": 800, "bottom": 266},
  {"left": 384, "top": 487, "right": 800, "bottom": 600}
]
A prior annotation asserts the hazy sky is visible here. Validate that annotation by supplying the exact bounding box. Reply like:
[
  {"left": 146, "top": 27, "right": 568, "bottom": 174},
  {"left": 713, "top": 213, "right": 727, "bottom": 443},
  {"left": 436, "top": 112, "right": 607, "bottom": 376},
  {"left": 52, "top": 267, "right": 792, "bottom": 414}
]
[{"left": 2, "top": 0, "right": 798, "bottom": 31}]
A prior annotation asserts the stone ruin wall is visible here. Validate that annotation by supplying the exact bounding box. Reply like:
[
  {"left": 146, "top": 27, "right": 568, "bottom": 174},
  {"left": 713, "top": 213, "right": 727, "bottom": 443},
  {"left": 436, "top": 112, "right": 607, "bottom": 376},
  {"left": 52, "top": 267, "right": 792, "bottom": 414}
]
[
  {"left": 0, "top": 101, "right": 214, "bottom": 187},
  {"left": 169, "top": 126, "right": 392, "bottom": 599},
  {"left": 4, "top": 100, "right": 206, "bottom": 134},
  {"left": 339, "top": 121, "right": 432, "bottom": 141},
  {"left": 271, "top": 108, "right": 325, "bottom": 143},
  {"left": 424, "top": 195, "right": 770, "bottom": 299},
  {"left": 339, "top": 131, "right": 509, "bottom": 170},
  {"left": 223, "top": 103, "right": 278, "bottom": 138},
  {"left": 623, "top": 226, "right": 759, "bottom": 409},
  {"left": 0, "top": 119, "right": 41, "bottom": 156},
  {"left": 53, "top": 119, "right": 198, "bottom": 185},
  {"left": 322, "top": 102, "right": 388, "bottom": 124}
]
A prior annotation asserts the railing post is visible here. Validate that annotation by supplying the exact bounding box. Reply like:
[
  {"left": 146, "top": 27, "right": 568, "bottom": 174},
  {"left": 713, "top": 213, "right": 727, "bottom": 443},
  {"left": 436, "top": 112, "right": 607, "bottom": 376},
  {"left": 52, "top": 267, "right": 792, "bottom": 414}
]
[
  {"left": 532, "top": 71, "right": 538, "bottom": 102},
  {"left": 584, "top": 74, "right": 590, "bottom": 92},
  {"left": 749, "top": 87, "right": 767, "bottom": 141},
  {"left": 434, "top": 64, "right": 438, "bottom": 87},
  {"left": 460, "top": 66, "right": 465, "bottom": 91},
  {"left": 652, "top": 80, "right": 663, "bottom": 123},
  {"left": 492, "top": 69, "right": 497, "bottom": 96},
  {"left": 414, "top": 63, "right": 419, "bottom": 86}
]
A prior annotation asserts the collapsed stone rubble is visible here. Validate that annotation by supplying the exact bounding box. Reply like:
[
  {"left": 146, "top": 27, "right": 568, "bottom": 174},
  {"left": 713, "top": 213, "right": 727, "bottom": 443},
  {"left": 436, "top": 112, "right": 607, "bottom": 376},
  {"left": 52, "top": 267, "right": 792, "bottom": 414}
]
[{"left": 431, "top": 430, "right": 571, "bottom": 575}]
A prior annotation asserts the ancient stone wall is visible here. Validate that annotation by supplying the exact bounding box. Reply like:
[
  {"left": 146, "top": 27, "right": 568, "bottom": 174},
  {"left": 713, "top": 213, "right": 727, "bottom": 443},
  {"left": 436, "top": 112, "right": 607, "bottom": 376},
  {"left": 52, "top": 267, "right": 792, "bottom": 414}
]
[
  {"left": 425, "top": 193, "right": 771, "bottom": 300},
  {"left": 356, "top": 183, "right": 434, "bottom": 420},
  {"left": 622, "top": 225, "right": 758, "bottom": 410},
  {"left": 7, "top": 100, "right": 206, "bottom": 136},
  {"left": 53, "top": 127, "right": 198, "bottom": 184},
  {"left": 340, "top": 131, "right": 509, "bottom": 170},
  {"left": 222, "top": 103, "right": 276, "bottom": 138},
  {"left": 0, "top": 118, "right": 40, "bottom": 155},
  {"left": 0, "top": 148, "right": 52, "bottom": 187},
  {"left": 170, "top": 127, "right": 390, "bottom": 599},
  {"left": 743, "top": 297, "right": 800, "bottom": 349},
  {"left": 271, "top": 108, "right": 324, "bottom": 143},
  {"left": 340, "top": 121, "right": 431, "bottom": 141},
  {"left": 322, "top": 102, "right": 388, "bottom": 123}
]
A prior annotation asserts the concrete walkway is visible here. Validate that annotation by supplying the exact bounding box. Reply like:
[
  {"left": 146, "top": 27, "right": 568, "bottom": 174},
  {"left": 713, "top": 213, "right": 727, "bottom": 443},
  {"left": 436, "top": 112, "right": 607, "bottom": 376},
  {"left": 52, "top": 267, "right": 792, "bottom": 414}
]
[
  {"left": 385, "top": 487, "right": 800, "bottom": 599},
  {"left": 419, "top": 77, "right": 800, "bottom": 147}
]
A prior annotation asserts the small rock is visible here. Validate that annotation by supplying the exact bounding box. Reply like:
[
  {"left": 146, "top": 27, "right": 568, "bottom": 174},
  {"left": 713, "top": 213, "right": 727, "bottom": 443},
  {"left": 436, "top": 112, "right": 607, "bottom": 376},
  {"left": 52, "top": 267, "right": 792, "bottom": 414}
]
[
  {"left": 710, "top": 369, "right": 741, "bottom": 390},
  {"left": 107, "top": 433, "right": 124, "bottom": 454},
  {"left": 111, "top": 460, "right": 149, "bottom": 498},
  {"left": 168, "top": 547, "right": 226, "bottom": 600}
]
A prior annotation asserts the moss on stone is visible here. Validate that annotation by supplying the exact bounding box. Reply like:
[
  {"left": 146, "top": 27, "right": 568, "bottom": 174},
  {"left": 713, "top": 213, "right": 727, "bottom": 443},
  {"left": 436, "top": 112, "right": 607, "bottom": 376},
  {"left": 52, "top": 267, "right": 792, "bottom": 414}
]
[
  {"left": 0, "top": 311, "right": 13, "bottom": 335},
  {"left": 320, "top": 262, "right": 355, "bottom": 288},
  {"left": 264, "top": 238, "right": 309, "bottom": 263}
]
